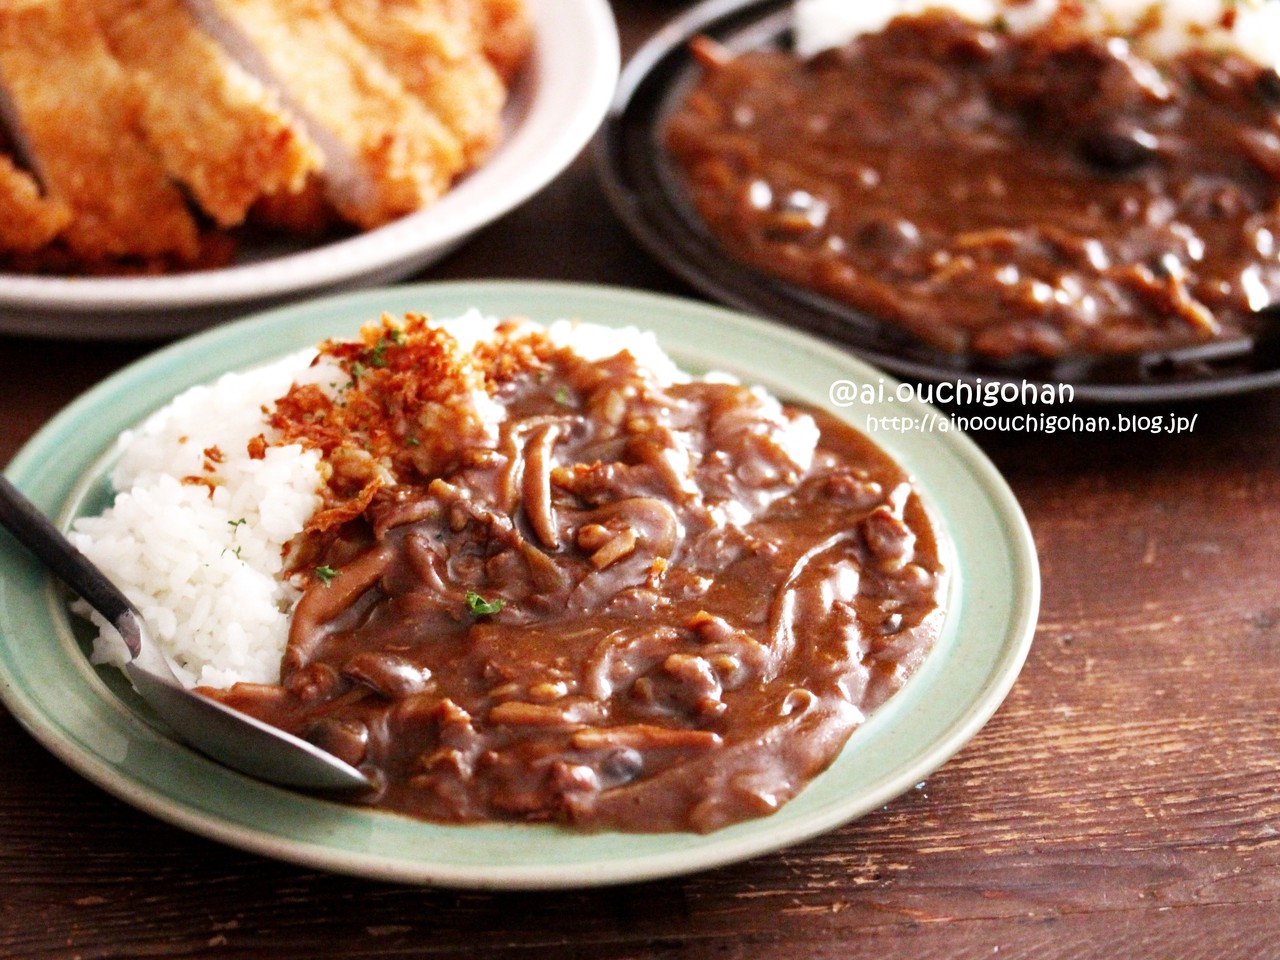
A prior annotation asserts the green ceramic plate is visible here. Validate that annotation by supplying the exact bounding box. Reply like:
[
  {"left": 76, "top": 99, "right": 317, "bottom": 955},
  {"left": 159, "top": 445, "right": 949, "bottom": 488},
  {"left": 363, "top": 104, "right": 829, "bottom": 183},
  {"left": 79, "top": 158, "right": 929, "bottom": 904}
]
[{"left": 0, "top": 282, "right": 1038, "bottom": 888}]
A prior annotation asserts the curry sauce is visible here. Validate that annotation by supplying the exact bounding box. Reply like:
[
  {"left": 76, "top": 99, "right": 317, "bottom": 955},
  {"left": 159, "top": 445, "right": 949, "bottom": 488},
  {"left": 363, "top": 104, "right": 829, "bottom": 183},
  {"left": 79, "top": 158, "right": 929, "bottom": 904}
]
[
  {"left": 207, "top": 317, "right": 944, "bottom": 832},
  {"left": 665, "top": 11, "right": 1280, "bottom": 358}
]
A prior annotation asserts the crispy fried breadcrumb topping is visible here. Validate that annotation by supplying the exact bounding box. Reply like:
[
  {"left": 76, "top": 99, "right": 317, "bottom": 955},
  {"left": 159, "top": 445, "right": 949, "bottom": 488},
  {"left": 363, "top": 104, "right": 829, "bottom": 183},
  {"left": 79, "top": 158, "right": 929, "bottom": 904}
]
[{"left": 266, "top": 313, "right": 541, "bottom": 538}]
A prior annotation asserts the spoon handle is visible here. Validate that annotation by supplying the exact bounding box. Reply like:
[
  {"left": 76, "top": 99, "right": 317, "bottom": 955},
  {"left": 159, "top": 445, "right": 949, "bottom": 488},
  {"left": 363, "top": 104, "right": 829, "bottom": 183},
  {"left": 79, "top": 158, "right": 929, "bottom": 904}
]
[{"left": 0, "top": 475, "right": 140, "bottom": 657}]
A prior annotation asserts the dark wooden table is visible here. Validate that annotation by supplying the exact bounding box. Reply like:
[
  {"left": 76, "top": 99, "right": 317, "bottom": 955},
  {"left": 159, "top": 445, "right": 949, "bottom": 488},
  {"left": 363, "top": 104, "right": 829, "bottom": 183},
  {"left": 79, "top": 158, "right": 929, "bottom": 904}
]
[{"left": 3, "top": 4, "right": 1280, "bottom": 957}]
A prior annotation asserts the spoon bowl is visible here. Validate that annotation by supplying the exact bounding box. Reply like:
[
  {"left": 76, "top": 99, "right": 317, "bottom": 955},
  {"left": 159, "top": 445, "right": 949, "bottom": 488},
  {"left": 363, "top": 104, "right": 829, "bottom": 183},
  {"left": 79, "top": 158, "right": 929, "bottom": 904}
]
[{"left": 0, "top": 474, "right": 371, "bottom": 793}]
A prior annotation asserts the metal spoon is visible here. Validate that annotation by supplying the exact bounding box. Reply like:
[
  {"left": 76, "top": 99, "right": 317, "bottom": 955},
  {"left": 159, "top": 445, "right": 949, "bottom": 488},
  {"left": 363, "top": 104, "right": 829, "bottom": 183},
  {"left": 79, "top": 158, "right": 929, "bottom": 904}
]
[{"left": 0, "top": 475, "right": 370, "bottom": 792}]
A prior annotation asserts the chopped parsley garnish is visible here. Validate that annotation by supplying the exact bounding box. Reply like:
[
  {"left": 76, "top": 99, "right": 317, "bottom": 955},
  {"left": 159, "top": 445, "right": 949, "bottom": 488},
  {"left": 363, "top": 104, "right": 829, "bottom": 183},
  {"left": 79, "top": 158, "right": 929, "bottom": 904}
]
[
  {"left": 349, "top": 361, "right": 367, "bottom": 383},
  {"left": 315, "top": 565, "right": 340, "bottom": 586},
  {"left": 465, "top": 591, "right": 505, "bottom": 617},
  {"left": 405, "top": 435, "right": 421, "bottom": 447},
  {"left": 368, "top": 337, "right": 390, "bottom": 368},
  {"left": 224, "top": 520, "right": 246, "bottom": 560},
  {"left": 553, "top": 386, "right": 571, "bottom": 406},
  {"left": 365, "top": 330, "right": 404, "bottom": 369}
]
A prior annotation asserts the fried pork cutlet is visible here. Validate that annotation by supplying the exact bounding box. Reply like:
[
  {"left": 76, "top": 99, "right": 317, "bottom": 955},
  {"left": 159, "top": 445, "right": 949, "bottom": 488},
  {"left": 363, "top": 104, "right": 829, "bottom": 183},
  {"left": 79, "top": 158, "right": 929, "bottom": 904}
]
[
  {"left": 0, "top": 151, "right": 70, "bottom": 254},
  {"left": 332, "top": 0, "right": 508, "bottom": 165},
  {"left": 471, "top": 0, "right": 533, "bottom": 83},
  {"left": 248, "top": 171, "right": 342, "bottom": 236},
  {"left": 0, "top": 0, "right": 201, "bottom": 265},
  {"left": 187, "top": 0, "right": 467, "bottom": 229},
  {"left": 0, "top": 89, "right": 70, "bottom": 252},
  {"left": 96, "top": 0, "right": 322, "bottom": 228}
]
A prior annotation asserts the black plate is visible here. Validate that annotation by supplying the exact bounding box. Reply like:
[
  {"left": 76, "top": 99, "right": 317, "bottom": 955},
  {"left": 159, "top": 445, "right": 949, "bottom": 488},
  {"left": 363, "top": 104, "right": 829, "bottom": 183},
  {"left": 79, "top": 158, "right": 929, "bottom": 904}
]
[{"left": 595, "top": 0, "right": 1280, "bottom": 403}]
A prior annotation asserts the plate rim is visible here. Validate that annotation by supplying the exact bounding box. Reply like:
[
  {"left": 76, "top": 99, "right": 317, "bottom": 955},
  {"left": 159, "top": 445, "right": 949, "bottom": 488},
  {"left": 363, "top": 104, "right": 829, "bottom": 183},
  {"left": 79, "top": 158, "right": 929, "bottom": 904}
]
[
  {"left": 0, "top": 280, "right": 1039, "bottom": 888},
  {"left": 594, "top": 0, "right": 1280, "bottom": 404},
  {"left": 0, "top": 0, "right": 619, "bottom": 316}
]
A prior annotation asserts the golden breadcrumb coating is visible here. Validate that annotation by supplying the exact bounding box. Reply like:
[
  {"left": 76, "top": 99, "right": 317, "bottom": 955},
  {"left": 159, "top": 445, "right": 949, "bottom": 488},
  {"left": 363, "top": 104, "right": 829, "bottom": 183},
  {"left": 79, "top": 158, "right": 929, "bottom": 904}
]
[
  {"left": 0, "top": 0, "right": 532, "bottom": 273},
  {"left": 194, "top": 0, "right": 467, "bottom": 228},
  {"left": 96, "top": 0, "right": 322, "bottom": 228},
  {"left": 332, "top": 0, "right": 508, "bottom": 165},
  {"left": 471, "top": 0, "right": 532, "bottom": 83},
  {"left": 0, "top": 151, "right": 70, "bottom": 253},
  {"left": 248, "top": 172, "right": 343, "bottom": 237},
  {"left": 0, "top": 0, "right": 201, "bottom": 264}
]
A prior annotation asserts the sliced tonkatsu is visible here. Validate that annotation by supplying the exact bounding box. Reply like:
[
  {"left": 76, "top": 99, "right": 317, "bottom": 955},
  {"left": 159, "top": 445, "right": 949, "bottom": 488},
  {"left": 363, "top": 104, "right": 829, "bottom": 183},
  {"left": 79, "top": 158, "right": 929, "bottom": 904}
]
[
  {"left": 472, "top": 0, "right": 534, "bottom": 83},
  {"left": 332, "top": 0, "right": 508, "bottom": 165},
  {"left": 186, "top": 0, "right": 467, "bottom": 228},
  {"left": 0, "top": 151, "right": 70, "bottom": 255},
  {"left": 97, "top": 0, "right": 322, "bottom": 228},
  {"left": 0, "top": 0, "right": 531, "bottom": 274},
  {"left": 0, "top": 0, "right": 202, "bottom": 267}
]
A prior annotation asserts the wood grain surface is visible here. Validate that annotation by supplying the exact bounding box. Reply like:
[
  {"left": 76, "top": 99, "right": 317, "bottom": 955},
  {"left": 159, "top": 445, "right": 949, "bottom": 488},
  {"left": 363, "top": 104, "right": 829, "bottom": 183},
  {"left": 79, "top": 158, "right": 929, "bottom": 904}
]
[{"left": 3, "top": 3, "right": 1280, "bottom": 958}]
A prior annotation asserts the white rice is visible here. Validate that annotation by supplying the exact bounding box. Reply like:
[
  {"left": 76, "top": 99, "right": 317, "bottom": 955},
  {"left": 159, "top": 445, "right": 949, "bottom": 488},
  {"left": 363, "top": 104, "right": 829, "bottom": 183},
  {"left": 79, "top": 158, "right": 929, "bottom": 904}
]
[
  {"left": 793, "top": 0, "right": 1280, "bottom": 67},
  {"left": 69, "top": 313, "right": 700, "bottom": 689},
  {"left": 70, "top": 349, "right": 335, "bottom": 688}
]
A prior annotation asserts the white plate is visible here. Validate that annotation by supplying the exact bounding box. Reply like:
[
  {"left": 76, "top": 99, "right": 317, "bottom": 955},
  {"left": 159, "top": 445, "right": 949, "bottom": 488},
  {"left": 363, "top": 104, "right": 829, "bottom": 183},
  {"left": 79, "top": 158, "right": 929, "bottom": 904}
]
[
  {"left": 0, "top": 281, "right": 1039, "bottom": 888},
  {"left": 0, "top": 0, "right": 619, "bottom": 339}
]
